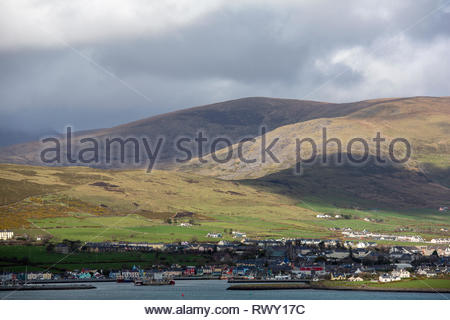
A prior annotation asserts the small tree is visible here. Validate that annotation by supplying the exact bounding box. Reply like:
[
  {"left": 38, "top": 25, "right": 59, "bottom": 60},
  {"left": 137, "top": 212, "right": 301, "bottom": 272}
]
[
  {"left": 190, "top": 236, "right": 198, "bottom": 243},
  {"left": 318, "top": 241, "right": 325, "bottom": 251},
  {"left": 46, "top": 243, "right": 55, "bottom": 253}
]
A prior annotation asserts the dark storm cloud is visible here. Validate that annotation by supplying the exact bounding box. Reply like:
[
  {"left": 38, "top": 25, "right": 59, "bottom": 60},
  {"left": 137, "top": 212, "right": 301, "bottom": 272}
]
[
  {"left": 0, "top": 0, "right": 449, "bottom": 139},
  {"left": 95, "top": 4, "right": 383, "bottom": 82}
]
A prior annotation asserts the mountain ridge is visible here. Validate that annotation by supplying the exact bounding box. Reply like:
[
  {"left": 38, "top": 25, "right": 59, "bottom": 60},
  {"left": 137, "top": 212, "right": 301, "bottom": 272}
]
[{"left": 0, "top": 96, "right": 442, "bottom": 167}]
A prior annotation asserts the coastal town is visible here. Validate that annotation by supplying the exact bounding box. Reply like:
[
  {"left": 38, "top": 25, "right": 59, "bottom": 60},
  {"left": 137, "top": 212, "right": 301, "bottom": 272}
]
[{"left": 1, "top": 236, "right": 449, "bottom": 287}]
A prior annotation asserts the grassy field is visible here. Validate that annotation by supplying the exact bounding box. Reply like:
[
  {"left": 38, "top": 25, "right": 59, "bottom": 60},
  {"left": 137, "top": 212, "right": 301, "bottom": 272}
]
[
  {"left": 297, "top": 196, "right": 450, "bottom": 239},
  {"left": 0, "top": 245, "right": 213, "bottom": 272},
  {"left": 0, "top": 163, "right": 449, "bottom": 243},
  {"left": 320, "top": 278, "right": 450, "bottom": 290}
]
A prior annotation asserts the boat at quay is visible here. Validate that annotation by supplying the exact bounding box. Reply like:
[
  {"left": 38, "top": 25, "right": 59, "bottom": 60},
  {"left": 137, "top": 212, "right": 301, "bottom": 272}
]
[{"left": 134, "top": 278, "right": 175, "bottom": 286}]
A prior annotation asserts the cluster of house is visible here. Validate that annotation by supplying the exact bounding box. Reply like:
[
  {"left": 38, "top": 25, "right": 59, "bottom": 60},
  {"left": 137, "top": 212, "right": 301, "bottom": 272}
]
[
  {"left": 378, "top": 269, "right": 411, "bottom": 282},
  {"left": 430, "top": 238, "right": 450, "bottom": 244},
  {"left": 232, "top": 231, "right": 247, "bottom": 238},
  {"left": 71, "top": 238, "right": 450, "bottom": 259},
  {"left": 205, "top": 230, "right": 249, "bottom": 239},
  {"left": 415, "top": 266, "right": 449, "bottom": 278},
  {"left": 0, "top": 230, "right": 48, "bottom": 242},
  {"left": 0, "top": 270, "right": 104, "bottom": 283},
  {"left": 15, "top": 238, "right": 439, "bottom": 282},
  {"left": 316, "top": 215, "right": 383, "bottom": 222},
  {"left": 1, "top": 235, "right": 449, "bottom": 285},
  {"left": 316, "top": 214, "right": 342, "bottom": 219},
  {"left": 363, "top": 217, "right": 383, "bottom": 223},
  {"left": 109, "top": 265, "right": 228, "bottom": 280},
  {"left": 65, "top": 269, "right": 107, "bottom": 279},
  {"left": 2, "top": 261, "right": 447, "bottom": 284},
  {"left": 341, "top": 230, "right": 424, "bottom": 242},
  {"left": 0, "top": 272, "right": 53, "bottom": 282}
]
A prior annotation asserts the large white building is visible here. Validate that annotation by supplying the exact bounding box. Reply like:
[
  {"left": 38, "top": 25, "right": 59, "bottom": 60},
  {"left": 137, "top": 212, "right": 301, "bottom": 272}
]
[
  {"left": 379, "top": 274, "right": 401, "bottom": 283},
  {"left": 391, "top": 269, "right": 411, "bottom": 279},
  {"left": 430, "top": 238, "right": 450, "bottom": 244},
  {"left": 0, "top": 231, "right": 14, "bottom": 240}
]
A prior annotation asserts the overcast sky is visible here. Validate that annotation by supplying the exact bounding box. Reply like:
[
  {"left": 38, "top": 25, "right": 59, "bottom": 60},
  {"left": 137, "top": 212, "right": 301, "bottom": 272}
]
[{"left": 1, "top": 0, "right": 449, "bottom": 134}]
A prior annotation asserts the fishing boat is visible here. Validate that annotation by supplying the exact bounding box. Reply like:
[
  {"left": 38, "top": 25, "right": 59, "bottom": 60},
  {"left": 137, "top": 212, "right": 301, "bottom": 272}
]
[
  {"left": 116, "top": 275, "right": 133, "bottom": 283},
  {"left": 134, "top": 278, "right": 175, "bottom": 286}
]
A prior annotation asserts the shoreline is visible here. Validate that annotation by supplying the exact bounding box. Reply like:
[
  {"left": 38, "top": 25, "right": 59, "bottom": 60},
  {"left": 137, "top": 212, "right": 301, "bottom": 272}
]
[
  {"left": 227, "top": 283, "right": 450, "bottom": 293},
  {"left": 228, "top": 279, "right": 310, "bottom": 283},
  {"left": 0, "top": 284, "right": 96, "bottom": 291},
  {"left": 310, "top": 284, "right": 450, "bottom": 294},
  {"left": 28, "top": 279, "right": 115, "bottom": 284}
]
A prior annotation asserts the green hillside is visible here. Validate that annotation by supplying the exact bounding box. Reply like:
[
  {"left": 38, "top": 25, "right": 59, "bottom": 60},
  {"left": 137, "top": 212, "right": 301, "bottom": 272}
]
[
  {"left": 0, "top": 97, "right": 448, "bottom": 244},
  {"left": 0, "top": 163, "right": 448, "bottom": 243}
]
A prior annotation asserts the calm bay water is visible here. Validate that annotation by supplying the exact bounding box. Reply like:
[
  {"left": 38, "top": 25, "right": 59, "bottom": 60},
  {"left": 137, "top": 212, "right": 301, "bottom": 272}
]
[{"left": 1, "top": 280, "right": 448, "bottom": 300}]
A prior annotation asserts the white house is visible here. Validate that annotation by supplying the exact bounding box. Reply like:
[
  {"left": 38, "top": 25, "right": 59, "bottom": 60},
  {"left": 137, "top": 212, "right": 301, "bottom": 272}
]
[
  {"left": 391, "top": 269, "right": 410, "bottom": 279},
  {"left": 443, "top": 247, "right": 450, "bottom": 257},
  {"left": 325, "top": 249, "right": 350, "bottom": 260},
  {"left": 0, "top": 231, "right": 14, "bottom": 240},
  {"left": 417, "top": 268, "right": 438, "bottom": 278},
  {"left": 352, "top": 249, "right": 370, "bottom": 259},
  {"left": 378, "top": 274, "right": 401, "bottom": 283},
  {"left": 348, "top": 275, "right": 364, "bottom": 282},
  {"left": 206, "top": 233, "right": 222, "bottom": 238},
  {"left": 356, "top": 242, "right": 370, "bottom": 248},
  {"left": 179, "top": 223, "right": 192, "bottom": 227}
]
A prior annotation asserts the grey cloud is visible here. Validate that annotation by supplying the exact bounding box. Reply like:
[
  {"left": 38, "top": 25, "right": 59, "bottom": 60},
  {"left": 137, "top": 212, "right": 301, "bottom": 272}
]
[{"left": 0, "top": 0, "right": 449, "bottom": 138}]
